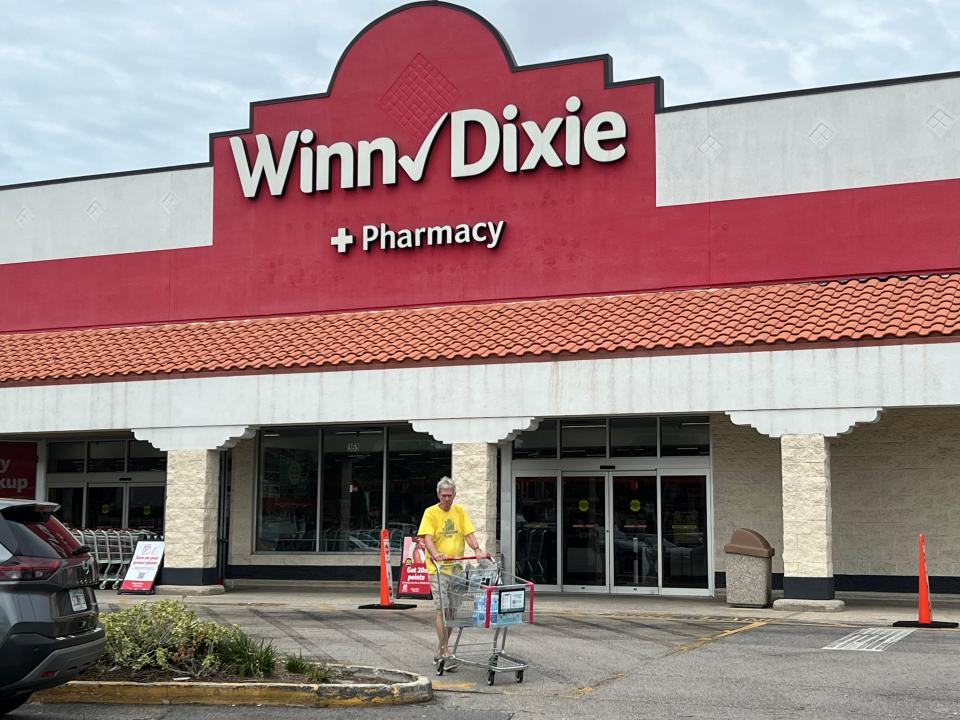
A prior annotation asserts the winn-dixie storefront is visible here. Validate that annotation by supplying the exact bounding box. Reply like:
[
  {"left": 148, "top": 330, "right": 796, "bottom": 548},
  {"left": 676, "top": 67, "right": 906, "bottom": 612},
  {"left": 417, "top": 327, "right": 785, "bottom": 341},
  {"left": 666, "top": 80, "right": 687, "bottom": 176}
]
[{"left": 3, "top": 2, "right": 960, "bottom": 603}]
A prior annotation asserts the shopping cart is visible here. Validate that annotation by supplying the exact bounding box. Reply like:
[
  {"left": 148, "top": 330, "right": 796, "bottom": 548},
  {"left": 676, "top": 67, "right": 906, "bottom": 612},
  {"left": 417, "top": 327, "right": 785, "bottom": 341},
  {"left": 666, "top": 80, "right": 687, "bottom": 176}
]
[
  {"left": 69, "top": 528, "right": 162, "bottom": 590},
  {"left": 434, "top": 557, "right": 534, "bottom": 685}
]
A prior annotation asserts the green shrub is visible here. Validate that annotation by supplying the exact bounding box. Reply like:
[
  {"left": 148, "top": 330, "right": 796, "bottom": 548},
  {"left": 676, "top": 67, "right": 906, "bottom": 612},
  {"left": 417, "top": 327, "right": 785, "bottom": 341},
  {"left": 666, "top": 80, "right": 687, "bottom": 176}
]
[
  {"left": 285, "top": 652, "right": 310, "bottom": 674},
  {"left": 305, "top": 663, "right": 334, "bottom": 684},
  {"left": 283, "top": 653, "right": 335, "bottom": 683},
  {"left": 100, "top": 599, "right": 228, "bottom": 678},
  {"left": 216, "top": 627, "right": 278, "bottom": 678}
]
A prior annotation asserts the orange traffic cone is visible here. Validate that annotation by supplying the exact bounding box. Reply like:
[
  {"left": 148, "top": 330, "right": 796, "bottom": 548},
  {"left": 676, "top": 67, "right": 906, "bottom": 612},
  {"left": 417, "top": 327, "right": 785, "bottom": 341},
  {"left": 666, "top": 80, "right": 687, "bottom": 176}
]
[
  {"left": 359, "top": 528, "right": 417, "bottom": 610},
  {"left": 893, "top": 533, "right": 958, "bottom": 628}
]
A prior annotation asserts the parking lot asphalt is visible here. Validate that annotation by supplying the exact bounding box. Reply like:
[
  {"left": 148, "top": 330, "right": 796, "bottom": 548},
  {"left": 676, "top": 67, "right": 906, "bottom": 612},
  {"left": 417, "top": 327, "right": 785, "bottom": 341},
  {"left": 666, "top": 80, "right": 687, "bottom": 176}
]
[{"left": 41, "top": 585, "right": 959, "bottom": 720}]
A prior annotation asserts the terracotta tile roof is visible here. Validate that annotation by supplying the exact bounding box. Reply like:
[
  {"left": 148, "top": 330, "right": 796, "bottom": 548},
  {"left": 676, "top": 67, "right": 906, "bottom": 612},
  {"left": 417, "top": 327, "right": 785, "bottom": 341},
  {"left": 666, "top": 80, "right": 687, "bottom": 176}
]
[{"left": 2, "top": 274, "right": 960, "bottom": 385}]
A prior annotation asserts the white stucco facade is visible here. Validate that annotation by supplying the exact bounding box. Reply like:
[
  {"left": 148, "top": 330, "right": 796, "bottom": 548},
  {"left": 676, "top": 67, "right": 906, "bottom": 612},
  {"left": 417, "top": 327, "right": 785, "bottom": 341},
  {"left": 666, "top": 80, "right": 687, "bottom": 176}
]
[
  {"left": 0, "top": 166, "right": 213, "bottom": 263},
  {"left": 656, "top": 76, "right": 960, "bottom": 206},
  {"left": 0, "top": 343, "right": 956, "bottom": 448}
]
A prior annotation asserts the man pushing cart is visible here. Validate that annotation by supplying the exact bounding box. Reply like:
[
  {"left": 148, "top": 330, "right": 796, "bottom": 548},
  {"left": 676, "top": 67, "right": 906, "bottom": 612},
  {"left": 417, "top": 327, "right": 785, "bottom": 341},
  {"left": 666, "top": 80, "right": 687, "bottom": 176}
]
[
  {"left": 433, "top": 556, "right": 534, "bottom": 684},
  {"left": 418, "top": 476, "right": 534, "bottom": 684}
]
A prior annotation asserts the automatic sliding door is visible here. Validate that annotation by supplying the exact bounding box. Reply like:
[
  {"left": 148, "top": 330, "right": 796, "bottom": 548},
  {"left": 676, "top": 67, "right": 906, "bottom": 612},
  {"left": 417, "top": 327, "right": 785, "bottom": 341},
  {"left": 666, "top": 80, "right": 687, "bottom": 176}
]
[
  {"left": 612, "top": 474, "right": 658, "bottom": 589},
  {"left": 86, "top": 485, "right": 125, "bottom": 528},
  {"left": 513, "top": 468, "right": 710, "bottom": 594},
  {"left": 562, "top": 475, "right": 606, "bottom": 588}
]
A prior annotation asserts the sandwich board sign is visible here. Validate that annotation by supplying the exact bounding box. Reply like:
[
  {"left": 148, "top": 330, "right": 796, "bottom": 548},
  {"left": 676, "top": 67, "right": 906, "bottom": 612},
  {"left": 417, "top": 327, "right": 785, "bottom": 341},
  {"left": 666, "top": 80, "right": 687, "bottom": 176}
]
[
  {"left": 118, "top": 540, "right": 165, "bottom": 595},
  {"left": 397, "top": 536, "right": 432, "bottom": 600}
]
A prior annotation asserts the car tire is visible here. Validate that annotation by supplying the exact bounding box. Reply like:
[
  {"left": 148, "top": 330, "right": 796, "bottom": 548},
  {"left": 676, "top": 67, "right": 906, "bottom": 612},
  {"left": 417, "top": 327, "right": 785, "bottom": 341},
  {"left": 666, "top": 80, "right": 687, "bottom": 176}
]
[{"left": 0, "top": 693, "right": 33, "bottom": 716}]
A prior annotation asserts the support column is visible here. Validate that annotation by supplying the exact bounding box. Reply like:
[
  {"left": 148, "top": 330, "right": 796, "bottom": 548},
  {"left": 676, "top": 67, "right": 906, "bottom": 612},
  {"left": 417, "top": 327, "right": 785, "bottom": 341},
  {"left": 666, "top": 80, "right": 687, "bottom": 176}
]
[
  {"left": 774, "top": 434, "right": 844, "bottom": 611},
  {"left": 451, "top": 443, "right": 498, "bottom": 556},
  {"left": 160, "top": 449, "right": 223, "bottom": 593}
]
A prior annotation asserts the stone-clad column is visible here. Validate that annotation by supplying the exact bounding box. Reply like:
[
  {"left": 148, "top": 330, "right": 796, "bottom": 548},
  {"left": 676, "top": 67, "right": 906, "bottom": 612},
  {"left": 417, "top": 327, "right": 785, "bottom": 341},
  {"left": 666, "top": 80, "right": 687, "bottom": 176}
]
[
  {"left": 227, "top": 438, "right": 256, "bottom": 566},
  {"left": 161, "top": 449, "right": 222, "bottom": 591},
  {"left": 775, "top": 434, "right": 843, "bottom": 610},
  {"left": 451, "top": 443, "right": 498, "bottom": 555}
]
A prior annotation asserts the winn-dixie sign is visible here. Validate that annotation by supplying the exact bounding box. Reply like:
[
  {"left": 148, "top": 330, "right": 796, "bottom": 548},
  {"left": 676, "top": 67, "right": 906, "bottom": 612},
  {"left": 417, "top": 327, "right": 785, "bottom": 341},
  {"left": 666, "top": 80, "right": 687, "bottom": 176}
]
[{"left": 229, "top": 96, "right": 627, "bottom": 198}]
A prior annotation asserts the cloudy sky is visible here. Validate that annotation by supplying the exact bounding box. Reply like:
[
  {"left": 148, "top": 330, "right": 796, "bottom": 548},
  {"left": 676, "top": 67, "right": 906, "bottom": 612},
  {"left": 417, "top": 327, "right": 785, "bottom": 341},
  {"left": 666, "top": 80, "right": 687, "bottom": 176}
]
[{"left": 1, "top": 0, "right": 958, "bottom": 186}]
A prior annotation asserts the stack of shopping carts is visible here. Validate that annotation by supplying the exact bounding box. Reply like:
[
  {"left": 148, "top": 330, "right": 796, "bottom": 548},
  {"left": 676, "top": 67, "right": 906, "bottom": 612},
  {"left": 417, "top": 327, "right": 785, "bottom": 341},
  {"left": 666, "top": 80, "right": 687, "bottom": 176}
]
[
  {"left": 69, "top": 528, "right": 163, "bottom": 590},
  {"left": 434, "top": 557, "right": 535, "bottom": 685}
]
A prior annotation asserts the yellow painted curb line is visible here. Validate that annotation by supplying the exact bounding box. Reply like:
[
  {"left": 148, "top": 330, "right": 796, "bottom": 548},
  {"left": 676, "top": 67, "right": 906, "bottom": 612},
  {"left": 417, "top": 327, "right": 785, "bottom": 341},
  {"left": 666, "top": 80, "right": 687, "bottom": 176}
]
[
  {"left": 33, "top": 666, "right": 433, "bottom": 708},
  {"left": 433, "top": 680, "right": 477, "bottom": 691},
  {"left": 669, "top": 620, "right": 769, "bottom": 655}
]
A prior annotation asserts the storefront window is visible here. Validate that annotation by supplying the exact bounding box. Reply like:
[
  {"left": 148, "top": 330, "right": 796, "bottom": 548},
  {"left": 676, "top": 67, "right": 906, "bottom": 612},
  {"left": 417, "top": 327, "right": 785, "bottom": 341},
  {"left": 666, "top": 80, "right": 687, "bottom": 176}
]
[
  {"left": 128, "top": 440, "right": 167, "bottom": 472},
  {"left": 610, "top": 417, "right": 658, "bottom": 457},
  {"left": 512, "top": 419, "right": 558, "bottom": 459},
  {"left": 48, "top": 487, "right": 84, "bottom": 528},
  {"left": 48, "top": 442, "right": 86, "bottom": 473},
  {"left": 255, "top": 424, "right": 454, "bottom": 553},
  {"left": 128, "top": 485, "right": 165, "bottom": 533},
  {"left": 320, "top": 427, "right": 384, "bottom": 552},
  {"left": 560, "top": 418, "right": 606, "bottom": 458},
  {"left": 515, "top": 476, "right": 558, "bottom": 585},
  {"left": 660, "top": 416, "right": 710, "bottom": 456},
  {"left": 258, "top": 428, "right": 319, "bottom": 552},
  {"left": 88, "top": 440, "right": 126, "bottom": 473},
  {"left": 386, "top": 425, "right": 451, "bottom": 543},
  {"left": 514, "top": 416, "right": 711, "bottom": 459},
  {"left": 45, "top": 436, "right": 168, "bottom": 534}
]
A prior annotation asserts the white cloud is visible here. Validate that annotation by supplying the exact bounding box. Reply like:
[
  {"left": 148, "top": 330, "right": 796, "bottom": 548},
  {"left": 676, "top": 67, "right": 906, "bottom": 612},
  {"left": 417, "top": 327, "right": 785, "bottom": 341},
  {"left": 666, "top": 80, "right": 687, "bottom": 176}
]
[{"left": 0, "top": 0, "right": 957, "bottom": 185}]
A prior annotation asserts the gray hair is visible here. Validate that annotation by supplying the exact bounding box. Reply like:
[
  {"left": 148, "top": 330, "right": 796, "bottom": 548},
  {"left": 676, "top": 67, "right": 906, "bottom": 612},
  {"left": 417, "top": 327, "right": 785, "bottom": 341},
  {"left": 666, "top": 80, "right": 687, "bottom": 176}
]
[{"left": 436, "top": 477, "right": 456, "bottom": 495}]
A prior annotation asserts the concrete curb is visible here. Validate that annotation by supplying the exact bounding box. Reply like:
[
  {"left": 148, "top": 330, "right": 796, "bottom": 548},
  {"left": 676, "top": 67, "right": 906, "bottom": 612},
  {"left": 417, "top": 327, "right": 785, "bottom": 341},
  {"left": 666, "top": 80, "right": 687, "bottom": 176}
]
[{"left": 33, "top": 665, "right": 433, "bottom": 708}]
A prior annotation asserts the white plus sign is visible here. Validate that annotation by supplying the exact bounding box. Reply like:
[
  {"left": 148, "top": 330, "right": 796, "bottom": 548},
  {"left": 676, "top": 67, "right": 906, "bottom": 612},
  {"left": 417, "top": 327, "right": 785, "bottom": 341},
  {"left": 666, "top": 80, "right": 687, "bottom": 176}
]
[{"left": 330, "top": 227, "right": 355, "bottom": 254}]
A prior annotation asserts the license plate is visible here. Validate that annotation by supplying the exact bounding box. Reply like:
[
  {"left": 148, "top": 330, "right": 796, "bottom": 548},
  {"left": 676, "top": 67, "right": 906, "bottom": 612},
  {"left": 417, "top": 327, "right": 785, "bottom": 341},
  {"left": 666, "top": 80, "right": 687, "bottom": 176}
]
[{"left": 68, "top": 588, "right": 87, "bottom": 612}]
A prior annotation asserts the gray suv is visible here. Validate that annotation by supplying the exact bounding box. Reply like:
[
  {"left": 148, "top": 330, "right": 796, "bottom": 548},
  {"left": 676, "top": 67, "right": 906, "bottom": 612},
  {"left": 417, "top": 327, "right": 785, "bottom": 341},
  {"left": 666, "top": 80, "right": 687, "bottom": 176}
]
[{"left": 0, "top": 499, "right": 104, "bottom": 715}]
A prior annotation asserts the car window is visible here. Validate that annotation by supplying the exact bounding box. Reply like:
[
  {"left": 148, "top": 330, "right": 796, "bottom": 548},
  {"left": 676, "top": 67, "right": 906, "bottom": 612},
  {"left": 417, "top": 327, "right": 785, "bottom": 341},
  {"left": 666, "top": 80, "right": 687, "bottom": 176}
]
[
  {"left": 0, "top": 506, "right": 82, "bottom": 559},
  {"left": 0, "top": 539, "right": 11, "bottom": 563}
]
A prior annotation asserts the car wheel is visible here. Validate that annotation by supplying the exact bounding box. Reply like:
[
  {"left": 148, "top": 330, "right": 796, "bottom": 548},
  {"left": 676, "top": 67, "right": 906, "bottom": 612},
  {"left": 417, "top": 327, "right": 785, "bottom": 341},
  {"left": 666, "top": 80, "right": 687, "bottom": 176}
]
[{"left": 0, "top": 693, "right": 33, "bottom": 716}]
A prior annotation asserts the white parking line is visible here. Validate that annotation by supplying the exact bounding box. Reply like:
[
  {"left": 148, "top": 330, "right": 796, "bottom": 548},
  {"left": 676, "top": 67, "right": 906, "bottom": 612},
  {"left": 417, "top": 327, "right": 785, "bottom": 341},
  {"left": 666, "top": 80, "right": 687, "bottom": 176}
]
[{"left": 823, "top": 627, "right": 915, "bottom": 652}]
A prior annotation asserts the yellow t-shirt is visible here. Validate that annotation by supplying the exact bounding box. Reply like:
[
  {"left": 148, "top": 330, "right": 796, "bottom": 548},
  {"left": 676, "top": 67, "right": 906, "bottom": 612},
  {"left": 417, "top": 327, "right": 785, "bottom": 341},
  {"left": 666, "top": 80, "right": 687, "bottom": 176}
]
[{"left": 417, "top": 503, "right": 476, "bottom": 574}]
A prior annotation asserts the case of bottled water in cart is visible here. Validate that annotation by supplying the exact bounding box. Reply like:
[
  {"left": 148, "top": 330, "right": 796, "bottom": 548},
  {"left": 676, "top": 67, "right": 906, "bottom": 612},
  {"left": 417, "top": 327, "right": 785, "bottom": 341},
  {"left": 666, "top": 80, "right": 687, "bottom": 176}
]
[{"left": 434, "top": 557, "right": 534, "bottom": 685}]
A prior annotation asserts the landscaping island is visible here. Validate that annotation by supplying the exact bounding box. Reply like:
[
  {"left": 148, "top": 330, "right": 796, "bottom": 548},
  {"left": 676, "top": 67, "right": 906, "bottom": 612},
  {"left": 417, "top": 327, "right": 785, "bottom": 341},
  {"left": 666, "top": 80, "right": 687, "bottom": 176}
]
[{"left": 33, "top": 600, "right": 432, "bottom": 708}]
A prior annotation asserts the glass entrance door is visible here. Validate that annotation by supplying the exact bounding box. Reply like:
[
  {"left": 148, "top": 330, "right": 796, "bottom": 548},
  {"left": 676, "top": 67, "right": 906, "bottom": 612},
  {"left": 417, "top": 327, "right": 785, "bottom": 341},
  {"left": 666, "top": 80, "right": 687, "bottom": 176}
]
[
  {"left": 514, "top": 470, "right": 709, "bottom": 594},
  {"left": 611, "top": 474, "right": 658, "bottom": 590},
  {"left": 561, "top": 475, "right": 606, "bottom": 589},
  {"left": 86, "top": 485, "right": 125, "bottom": 528}
]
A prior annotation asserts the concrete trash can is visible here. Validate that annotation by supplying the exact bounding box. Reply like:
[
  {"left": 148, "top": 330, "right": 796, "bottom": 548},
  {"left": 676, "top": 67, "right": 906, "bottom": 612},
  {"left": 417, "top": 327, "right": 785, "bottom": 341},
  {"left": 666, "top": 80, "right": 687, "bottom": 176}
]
[{"left": 724, "top": 528, "right": 775, "bottom": 608}]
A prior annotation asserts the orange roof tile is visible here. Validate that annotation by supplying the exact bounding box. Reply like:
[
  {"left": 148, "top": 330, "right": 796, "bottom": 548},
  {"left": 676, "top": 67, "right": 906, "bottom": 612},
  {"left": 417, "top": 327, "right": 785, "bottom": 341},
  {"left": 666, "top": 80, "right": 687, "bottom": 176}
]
[{"left": 2, "top": 274, "right": 960, "bottom": 385}]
